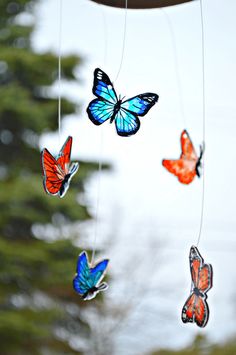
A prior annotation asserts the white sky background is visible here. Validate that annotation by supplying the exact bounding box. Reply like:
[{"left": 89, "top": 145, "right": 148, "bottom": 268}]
[{"left": 32, "top": 0, "right": 236, "bottom": 353}]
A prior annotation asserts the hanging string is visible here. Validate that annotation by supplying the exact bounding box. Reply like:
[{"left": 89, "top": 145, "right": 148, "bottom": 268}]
[
  {"left": 90, "top": 4, "right": 109, "bottom": 266},
  {"left": 114, "top": 0, "right": 128, "bottom": 82},
  {"left": 99, "top": 4, "right": 108, "bottom": 67},
  {"left": 196, "top": 0, "right": 206, "bottom": 247},
  {"left": 161, "top": 9, "right": 187, "bottom": 128},
  {"left": 91, "top": 129, "right": 104, "bottom": 266},
  {"left": 58, "top": 0, "right": 63, "bottom": 146}
]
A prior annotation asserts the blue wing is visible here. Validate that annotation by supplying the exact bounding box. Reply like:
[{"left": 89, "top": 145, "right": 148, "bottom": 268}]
[
  {"left": 121, "top": 93, "right": 159, "bottom": 116},
  {"left": 87, "top": 98, "right": 115, "bottom": 125},
  {"left": 73, "top": 251, "right": 93, "bottom": 295},
  {"left": 92, "top": 68, "right": 118, "bottom": 104},
  {"left": 90, "top": 259, "right": 109, "bottom": 286},
  {"left": 115, "top": 108, "right": 140, "bottom": 137}
]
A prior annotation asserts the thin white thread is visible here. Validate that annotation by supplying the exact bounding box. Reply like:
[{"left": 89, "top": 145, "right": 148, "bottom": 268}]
[
  {"left": 90, "top": 5, "right": 107, "bottom": 266},
  {"left": 58, "top": 0, "right": 63, "bottom": 146},
  {"left": 91, "top": 128, "right": 104, "bottom": 266},
  {"left": 114, "top": 0, "right": 128, "bottom": 82},
  {"left": 196, "top": 0, "right": 206, "bottom": 247},
  {"left": 100, "top": 5, "right": 108, "bottom": 67},
  {"left": 161, "top": 9, "right": 187, "bottom": 128}
]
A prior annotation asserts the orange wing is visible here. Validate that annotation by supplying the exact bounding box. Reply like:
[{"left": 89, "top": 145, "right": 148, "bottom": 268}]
[
  {"left": 162, "top": 130, "right": 199, "bottom": 185},
  {"left": 41, "top": 148, "right": 65, "bottom": 195},
  {"left": 181, "top": 130, "right": 198, "bottom": 161},
  {"left": 198, "top": 264, "right": 213, "bottom": 293},
  {"left": 57, "top": 136, "right": 72, "bottom": 173},
  {"left": 189, "top": 246, "right": 213, "bottom": 292},
  {"left": 182, "top": 293, "right": 209, "bottom": 328},
  {"left": 191, "top": 258, "right": 201, "bottom": 288},
  {"left": 162, "top": 159, "right": 196, "bottom": 184}
]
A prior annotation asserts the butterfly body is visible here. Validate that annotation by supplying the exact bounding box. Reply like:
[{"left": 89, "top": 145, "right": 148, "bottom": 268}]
[
  {"left": 110, "top": 99, "right": 123, "bottom": 123},
  {"left": 162, "top": 130, "right": 204, "bottom": 184},
  {"left": 41, "top": 136, "right": 79, "bottom": 198},
  {"left": 73, "top": 251, "right": 109, "bottom": 301},
  {"left": 193, "top": 287, "right": 204, "bottom": 297},
  {"left": 87, "top": 68, "right": 159, "bottom": 136},
  {"left": 82, "top": 282, "right": 108, "bottom": 301},
  {"left": 182, "top": 246, "right": 213, "bottom": 328}
]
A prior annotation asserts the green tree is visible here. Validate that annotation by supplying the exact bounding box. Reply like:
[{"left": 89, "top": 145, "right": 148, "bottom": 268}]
[{"left": 0, "top": 1, "right": 100, "bottom": 353}]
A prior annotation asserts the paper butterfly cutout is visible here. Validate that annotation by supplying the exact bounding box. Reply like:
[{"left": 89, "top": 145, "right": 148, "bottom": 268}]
[
  {"left": 86, "top": 68, "right": 159, "bottom": 137},
  {"left": 182, "top": 245, "right": 213, "bottom": 328},
  {"left": 162, "top": 130, "right": 204, "bottom": 184},
  {"left": 73, "top": 251, "right": 109, "bottom": 301},
  {"left": 41, "top": 136, "right": 79, "bottom": 198}
]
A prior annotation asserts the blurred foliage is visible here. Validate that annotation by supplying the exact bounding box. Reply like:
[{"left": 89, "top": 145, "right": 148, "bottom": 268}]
[
  {"left": 151, "top": 334, "right": 236, "bottom": 355},
  {"left": 0, "top": 0, "right": 106, "bottom": 353}
]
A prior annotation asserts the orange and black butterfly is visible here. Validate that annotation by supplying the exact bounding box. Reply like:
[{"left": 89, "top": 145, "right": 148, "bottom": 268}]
[
  {"left": 162, "top": 130, "right": 204, "bottom": 184},
  {"left": 182, "top": 246, "right": 213, "bottom": 328},
  {"left": 41, "top": 136, "right": 79, "bottom": 198}
]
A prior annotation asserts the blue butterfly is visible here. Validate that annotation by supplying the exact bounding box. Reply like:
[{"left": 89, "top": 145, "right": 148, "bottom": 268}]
[
  {"left": 87, "top": 68, "right": 159, "bottom": 137},
  {"left": 73, "top": 251, "right": 109, "bottom": 301}
]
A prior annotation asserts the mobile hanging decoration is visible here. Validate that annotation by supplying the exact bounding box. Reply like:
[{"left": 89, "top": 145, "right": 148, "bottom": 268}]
[
  {"left": 162, "top": 130, "right": 204, "bottom": 184},
  {"left": 182, "top": 246, "right": 213, "bottom": 328},
  {"left": 73, "top": 251, "right": 109, "bottom": 301},
  {"left": 41, "top": 136, "right": 79, "bottom": 198},
  {"left": 86, "top": 68, "right": 159, "bottom": 137}
]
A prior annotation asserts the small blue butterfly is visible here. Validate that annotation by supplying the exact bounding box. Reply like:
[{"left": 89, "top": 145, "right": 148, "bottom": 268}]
[
  {"left": 86, "top": 68, "right": 159, "bottom": 137},
  {"left": 73, "top": 251, "right": 109, "bottom": 301}
]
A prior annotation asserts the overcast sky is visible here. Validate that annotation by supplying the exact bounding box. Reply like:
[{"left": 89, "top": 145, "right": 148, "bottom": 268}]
[{"left": 33, "top": 0, "right": 236, "bottom": 352}]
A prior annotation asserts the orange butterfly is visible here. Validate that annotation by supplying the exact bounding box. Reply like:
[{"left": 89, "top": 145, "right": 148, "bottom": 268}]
[
  {"left": 162, "top": 130, "right": 204, "bottom": 184},
  {"left": 41, "top": 136, "right": 79, "bottom": 198},
  {"left": 182, "top": 246, "right": 213, "bottom": 328}
]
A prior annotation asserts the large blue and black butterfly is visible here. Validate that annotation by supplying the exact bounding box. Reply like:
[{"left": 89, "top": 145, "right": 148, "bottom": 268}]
[
  {"left": 87, "top": 68, "right": 159, "bottom": 137},
  {"left": 73, "top": 251, "right": 109, "bottom": 301}
]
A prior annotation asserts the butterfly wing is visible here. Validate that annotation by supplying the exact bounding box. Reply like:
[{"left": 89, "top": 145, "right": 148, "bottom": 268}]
[
  {"left": 59, "top": 162, "right": 79, "bottom": 198},
  {"left": 87, "top": 98, "right": 116, "bottom": 126},
  {"left": 189, "top": 246, "right": 203, "bottom": 287},
  {"left": 182, "top": 293, "right": 196, "bottom": 324},
  {"left": 115, "top": 93, "right": 158, "bottom": 136},
  {"left": 87, "top": 68, "right": 118, "bottom": 125},
  {"left": 90, "top": 259, "right": 109, "bottom": 287},
  {"left": 181, "top": 130, "right": 198, "bottom": 161},
  {"left": 162, "top": 159, "right": 196, "bottom": 184},
  {"left": 92, "top": 68, "right": 118, "bottom": 103},
  {"left": 194, "top": 295, "right": 210, "bottom": 327},
  {"left": 57, "top": 136, "right": 72, "bottom": 173},
  {"left": 41, "top": 148, "right": 65, "bottom": 196},
  {"left": 182, "top": 293, "right": 209, "bottom": 328},
  {"left": 73, "top": 251, "right": 93, "bottom": 295},
  {"left": 114, "top": 108, "right": 140, "bottom": 137},
  {"left": 198, "top": 264, "right": 213, "bottom": 293},
  {"left": 121, "top": 93, "right": 159, "bottom": 116}
]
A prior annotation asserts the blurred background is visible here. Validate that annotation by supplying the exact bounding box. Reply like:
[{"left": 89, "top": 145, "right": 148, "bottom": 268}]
[{"left": 1, "top": 0, "right": 236, "bottom": 354}]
